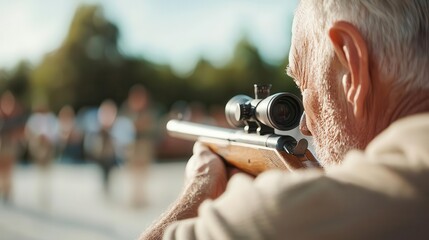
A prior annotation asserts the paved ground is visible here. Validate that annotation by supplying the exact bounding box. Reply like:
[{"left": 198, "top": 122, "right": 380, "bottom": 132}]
[{"left": 0, "top": 161, "right": 187, "bottom": 240}]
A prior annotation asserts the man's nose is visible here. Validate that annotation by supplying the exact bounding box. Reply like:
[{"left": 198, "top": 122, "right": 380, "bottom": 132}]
[{"left": 299, "top": 113, "right": 312, "bottom": 136}]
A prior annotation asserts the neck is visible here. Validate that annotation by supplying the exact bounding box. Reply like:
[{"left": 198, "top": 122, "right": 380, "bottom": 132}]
[
  {"left": 389, "top": 88, "right": 429, "bottom": 123},
  {"left": 365, "top": 83, "right": 429, "bottom": 145}
]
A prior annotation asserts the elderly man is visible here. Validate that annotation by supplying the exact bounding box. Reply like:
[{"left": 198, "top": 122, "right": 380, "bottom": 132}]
[{"left": 141, "top": 0, "right": 429, "bottom": 239}]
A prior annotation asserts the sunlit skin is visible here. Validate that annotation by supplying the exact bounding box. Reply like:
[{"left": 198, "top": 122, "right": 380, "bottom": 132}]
[
  {"left": 287, "top": 4, "right": 429, "bottom": 166},
  {"left": 287, "top": 15, "right": 370, "bottom": 165}
]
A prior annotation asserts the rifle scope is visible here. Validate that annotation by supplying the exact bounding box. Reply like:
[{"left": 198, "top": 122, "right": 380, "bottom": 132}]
[{"left": 225, "top": 84, "right": 303, "bottom": 133}]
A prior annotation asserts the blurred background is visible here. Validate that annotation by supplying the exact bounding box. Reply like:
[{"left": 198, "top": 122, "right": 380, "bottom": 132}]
[{"left": 0, "top": 0, "right": 300, "bottom": 239}]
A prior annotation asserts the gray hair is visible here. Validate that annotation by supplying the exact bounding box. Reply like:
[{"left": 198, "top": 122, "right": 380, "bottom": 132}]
[{"left": 300, "top": 0, "right": 429, "bottom": 90}]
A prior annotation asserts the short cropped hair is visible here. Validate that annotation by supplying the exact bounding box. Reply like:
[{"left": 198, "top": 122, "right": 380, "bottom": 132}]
[{"left": 301, "top": 0, "right": 429, "bottom": 90}]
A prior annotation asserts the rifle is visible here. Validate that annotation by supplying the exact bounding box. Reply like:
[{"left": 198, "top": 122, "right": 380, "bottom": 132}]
[{"left": 166, "top": 84, "right": 322, "bottom": 176}]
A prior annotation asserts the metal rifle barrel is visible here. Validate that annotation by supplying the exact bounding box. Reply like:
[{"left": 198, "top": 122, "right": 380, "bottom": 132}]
[{"left": 166, "top": 119, "right": 293, "bottom": 149}]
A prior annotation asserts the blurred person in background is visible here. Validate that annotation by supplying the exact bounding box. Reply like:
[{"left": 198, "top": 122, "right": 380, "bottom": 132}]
[
  {"left": 120, "top": 84, "right": 157, "bottom": 207},
  {"left": 84, "top": 99, "right": 135, "bottom": 196},
  {"left": 0, "top": 91, "right": 27, "bottom": 203},
  {"left": 141, "top": 0, "right": 429, "bottom": 239},
  {"left": 84, "top": 99, "right": 118, "bottom": 195},
  {"left": 57, "top": 105, "right": 84, "bottom": 163},
  {"left": 25, "top": 102, "right": 58, "bottom": 207}
]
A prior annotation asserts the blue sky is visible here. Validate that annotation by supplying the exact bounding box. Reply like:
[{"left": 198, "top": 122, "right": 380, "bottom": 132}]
[{"left": 0, "top": 0, "right": 298, "bottom": 74}]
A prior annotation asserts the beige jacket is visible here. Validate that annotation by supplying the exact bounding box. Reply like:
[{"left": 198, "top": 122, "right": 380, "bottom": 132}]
[{"left": 165, "top": 114, "right": 429, "bottom": 240}]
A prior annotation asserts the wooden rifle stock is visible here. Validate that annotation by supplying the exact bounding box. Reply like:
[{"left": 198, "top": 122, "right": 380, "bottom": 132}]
[{"left": 166, "top": 120, "right": 322, "bottom": 176}]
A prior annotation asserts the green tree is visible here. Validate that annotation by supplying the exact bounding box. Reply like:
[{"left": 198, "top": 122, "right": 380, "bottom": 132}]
[
  {"left": 184, "top": 37, "right": 299, "bottom": 108},
  {"left": 31, "top": 4, "right": 142, "bottom": 111},
  {"left": 0, "top": 61, "right": 32, "bottom": 106},
  {"left": 27, "top": 4, "right": 297, "bottom": 112}
]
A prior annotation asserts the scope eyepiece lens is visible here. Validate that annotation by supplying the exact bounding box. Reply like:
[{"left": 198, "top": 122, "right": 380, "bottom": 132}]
[
  {"left": 271, "top": 101, "right": 290, "bottom": 125},
  {"left": 270, "top": 96, "right": 301, "bottom": 130}
]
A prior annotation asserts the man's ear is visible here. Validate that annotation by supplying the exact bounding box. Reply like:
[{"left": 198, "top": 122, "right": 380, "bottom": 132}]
[{"left": 328, "top": 21, "right": 370, "bottom": 119}]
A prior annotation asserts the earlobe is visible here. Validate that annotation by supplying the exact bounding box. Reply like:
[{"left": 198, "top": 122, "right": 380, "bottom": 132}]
[{"left": 328, "top": 21, "right": 371, "bottom": 119}]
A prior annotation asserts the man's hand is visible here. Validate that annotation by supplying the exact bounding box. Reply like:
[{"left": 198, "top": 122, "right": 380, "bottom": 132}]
[
  {"left": 184, "top": 142, "right": 228, "bottom": 200},
  {"left": 139, "top": 141, "right": 228, "bottom": 240}
]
